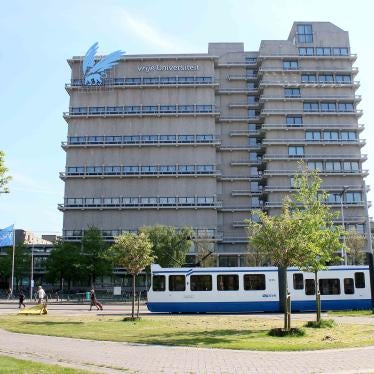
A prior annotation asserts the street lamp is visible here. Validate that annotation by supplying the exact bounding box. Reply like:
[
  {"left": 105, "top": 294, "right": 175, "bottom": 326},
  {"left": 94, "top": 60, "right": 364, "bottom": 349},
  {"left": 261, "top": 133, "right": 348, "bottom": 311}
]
[{"left": 339, "top": 185, "right": 349, "bottom": 266}]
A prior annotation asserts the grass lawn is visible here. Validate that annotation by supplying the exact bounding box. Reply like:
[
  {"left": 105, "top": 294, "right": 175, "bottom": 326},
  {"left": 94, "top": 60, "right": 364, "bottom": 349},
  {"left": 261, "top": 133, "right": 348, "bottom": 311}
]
[
  {"left": 0, "top": 355, "right": 91, "bottom": 373},
  {"left": 1, "top": 314, "right": 374, "bottom": 351},
  {"left": 328, "top": 310, "right": 374, "bottom": 317}
]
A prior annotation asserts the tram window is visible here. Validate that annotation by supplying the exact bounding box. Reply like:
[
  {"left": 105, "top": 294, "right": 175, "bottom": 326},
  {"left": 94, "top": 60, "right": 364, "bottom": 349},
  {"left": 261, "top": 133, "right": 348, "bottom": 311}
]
[
  {"left": 355, "top": 272, "right": 365, "bottom": 288},
  {"left": 190, "top": 275, "right": 212, "bottom": 291},
  {"left": 293, "top": 273, "right": 304, "bottom": 290},
  {"left": 305, "top": 279, "right": 315, "bottom": 295},
  {"left": 217, "top": 274, "right": 239, "bottom": 291},
  {"left": 244, "top": 274, "right": 266, "bottom": 290},
  {"left": 152, "top": 275, "right": 165, "bottom": 292},
  {"left": 169, "top": 275, "right": 186, "bottom": 291},
  {"left": 344, "top": 278, "right": 354, "bottom": 295},
  {"left": 319, "top": 279, "right": 340, "bottom": 295}
]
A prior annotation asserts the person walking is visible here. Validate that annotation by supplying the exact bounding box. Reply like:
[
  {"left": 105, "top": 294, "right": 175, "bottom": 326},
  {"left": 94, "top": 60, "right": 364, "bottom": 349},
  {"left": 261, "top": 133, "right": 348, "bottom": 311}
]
[
  {"left": 89, "top": 289, "right": 103, "bottom": 311},
  {"left": 37, "top": 286, "right": 46, "bottom": 304},
  {"left": 18, "top": 291, "right": 26, "bottom": 308},
  {"left": 6, "top": 288, "right": 12, "bottom": 300}
]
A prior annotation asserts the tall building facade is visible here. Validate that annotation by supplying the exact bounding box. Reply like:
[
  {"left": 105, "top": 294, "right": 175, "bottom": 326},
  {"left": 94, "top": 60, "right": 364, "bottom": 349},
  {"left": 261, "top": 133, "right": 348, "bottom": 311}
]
[{"left": 60, "top": 22, "right": 370, "bottom": 265}]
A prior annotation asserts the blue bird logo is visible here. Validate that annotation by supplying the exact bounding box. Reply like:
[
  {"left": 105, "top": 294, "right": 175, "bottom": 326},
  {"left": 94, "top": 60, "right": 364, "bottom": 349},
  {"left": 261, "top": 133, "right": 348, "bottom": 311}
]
[{"left": 82, "top": 42, "right": 125, "bottom": 85}]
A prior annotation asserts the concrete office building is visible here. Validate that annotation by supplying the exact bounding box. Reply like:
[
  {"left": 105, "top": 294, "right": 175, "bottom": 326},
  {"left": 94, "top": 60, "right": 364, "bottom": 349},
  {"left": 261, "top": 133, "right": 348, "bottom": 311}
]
[{"left": 60, "top": 22, "right": 370, "bottom": 266}]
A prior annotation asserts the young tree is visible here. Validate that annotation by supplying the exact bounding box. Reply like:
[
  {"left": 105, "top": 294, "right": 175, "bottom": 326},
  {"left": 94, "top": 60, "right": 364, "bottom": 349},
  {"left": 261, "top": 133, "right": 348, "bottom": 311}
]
[
  {"left": 110, "top": 232, "right": 155, "bottom": 318},
  {"left": 0, "top": 150, "right": 11, "bottom": 193},
  {"left": 345, "top": 228, "right": 366, "bottom": 265},
  {"left": 140, "top": 225, "right": 193, "bottom": 267},
  {"left": 45, "top": 241, "right": 83, "bottom": 290},
  {"left": 291, "top": 169, "right": 345, "bottom": 323},
  {"left": 81, "top": 227, "right": 112, "bottom": 285},
  {"left": 194, "top": 230, "right": 216, "bottom": 267}
]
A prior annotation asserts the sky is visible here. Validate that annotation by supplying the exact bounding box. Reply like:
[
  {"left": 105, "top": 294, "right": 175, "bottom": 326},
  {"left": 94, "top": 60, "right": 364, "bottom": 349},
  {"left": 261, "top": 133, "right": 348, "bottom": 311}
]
[{"left": 1, "top": 0, "right": 374, "bottom": 236}]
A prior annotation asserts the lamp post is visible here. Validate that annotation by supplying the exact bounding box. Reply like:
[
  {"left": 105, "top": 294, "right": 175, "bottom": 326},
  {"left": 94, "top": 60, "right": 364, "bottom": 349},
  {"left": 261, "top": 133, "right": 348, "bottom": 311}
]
[
  {"left": 30, "top": 243, "right": 34, "bottom": 301},
  {"left": 340, "top": 185, "right": 349, "bottom": 266}
]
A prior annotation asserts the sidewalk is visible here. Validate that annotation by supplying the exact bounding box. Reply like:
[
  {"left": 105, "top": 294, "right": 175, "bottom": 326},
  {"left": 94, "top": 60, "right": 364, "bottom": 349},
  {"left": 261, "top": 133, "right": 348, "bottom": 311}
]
[{"left": 1, "top": 328, "right": 374, "bottom": 374}]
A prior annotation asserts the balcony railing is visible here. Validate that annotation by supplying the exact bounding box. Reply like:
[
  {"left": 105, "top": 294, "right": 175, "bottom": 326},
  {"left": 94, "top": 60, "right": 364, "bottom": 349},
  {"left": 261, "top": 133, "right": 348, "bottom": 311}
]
[
  {"left": 260, "top": 95, "right": 361, "bottom": 102},
  {"left": 259, "top": 67, "right": 359, "bottom": 75},
  {"left": 262, "top": 123, "right": 365, "bottom": 131},
  {"left": 265, "top": 201, "right": 365, "bottom": 208},
  {"left": 262, "top": 139, "right": 365, "bottom": 146},
  {"left": 259, "top": 80, "right": 360, "bottom": 88},
  {"left": 263, "top": 169, "right": 368, "bottom": 176},
  {"left": 263, "top": 154, "right": 367, "bottom": 161},
  {"left": 261, "top": 109, "right": 363, "bottom": 117}
]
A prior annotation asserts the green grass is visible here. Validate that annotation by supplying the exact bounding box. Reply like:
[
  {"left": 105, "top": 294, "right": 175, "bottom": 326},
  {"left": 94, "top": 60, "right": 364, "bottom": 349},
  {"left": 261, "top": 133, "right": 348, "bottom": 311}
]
[
  {"left": 1, "top": 314, "right": 374, "bottom": 351},
  {"left": 328, "top": 309, "right": 374, "bottom": 317},
  {"left": 305, "top": 319, "right": 336, "bottom": 328},
  {"left": 0, "top": 355, "right": 91, "bottom": 373}
]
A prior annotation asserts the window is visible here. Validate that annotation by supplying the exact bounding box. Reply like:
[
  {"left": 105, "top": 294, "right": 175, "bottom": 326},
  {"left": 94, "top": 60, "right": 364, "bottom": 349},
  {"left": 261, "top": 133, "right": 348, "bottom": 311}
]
[
  {"left": 245, "top": 57, "right": 257, "bottom": 64},
  {"left": 178, "top": 105, "right": 194, "bottom": 113},
  {"left": 319, "top": 278, "right": 340, "bottom": 295},
  {"left": 323, "top": 131, "right": 339, "bottom": 141},
  {"left": 286, "top": 115, "right": 303, "bottom": 126},
  {"left": 178, "top": 165, "right": 194, "bottom": 174},
  {"left": 325, "top": 161, "right": 341, "bottom": 172},
  {"left": 244, "top": 274, "right": 266, "bottom": 290},
  {"left": 190, "top": 275, "right": 212, "bottom": 291},
  {"left": 169, "top": 275, "right": 185, "bottom": 291},
  {"left": 303, "top": 102, "right": 319, "bottom": 112},
  {"left": 284, "top": 88, "right": 301, "bottom": 97},
  {"left": 160, "top": 105, "right": 176, "bottom": 113},
  {"left": 196, "top": 134, "right": 214, "bottom": 142},
  {"left": 288, "top": 146, "right": 304, "bottom": 157},
  {"left": 345, "top": 192, "right": 362, "bottom": 203},
  {"left": 299, "top": 47, "right": 314, "bottom": 56},
  {"left": 248, "top": 109, "right": 257, "bottom": 118},
  {"left": 196, "top": 105, "right": 213, "bottom": 112},
  {"left": 217, "top": 274, "right": 239, "bottom": 291},
  {"left": 247, "top": 96, "right": 257, "bottom": 104},
  {"left": 320, "top": 102, "right": 336, "bottom": 112},
  {"left": 283, "top": 60, "right": 298, "bottom": 70},
  {"left": 297, "top": 24, "right": 313, "bottom": 43},
  {"left": 160, "top": 77, "right": 177, "bottom": 84},
  {"left": 305, "top": 131, "right": 321, "bottom": 141},
  {"left": 319, "top": 74, "right": 334, "bottom": 84},
  {"left": 338, "top": 103, "right": 354, "bottom": 112},
  {"left": 143, "top": 77, "right": 159, "bottom": 85},
  {"left": 333, "top": 47, "right": 349, "bottom": 56},
  {"left": 142, "top": 106, "right": 158, "bottom": 113},
  {"left": 218, "top": 255, "right": 237, "bottom": 267},
  {"left": 152, "top": 275, "right": 165, "bottom": 291},
  {"left": 301, "top": 73, "right": 317, "bottom": 83},
  {"left": 316, "top": 47, "right": 331, "bottom": 56},
  {"left": 159, "top": 135, "right": 176, "bottom": 143},
  {"left": 178, "top": 134, "right": 194, "bottom": 143},
  {"left": 341, "top": 131, "right": 357, "bottom": 141},
  {"left": 305, "top": 279, "right": 315, "bottom": 295},
  {"left": 307, "top": 161, "right": 323, "bottom": 171},
  {"left": 344, "top": 278, "right": 354, "bottom": 295},
  {"left": 293, "top": 273, "right": 304, "bottom": 290},
  {"left": 343, "top": 161, "right": 359, "bottom": 172},
  {"left": 327, "top": 193, "right": 341, "bottom": 204},
  {"left": 355, "top": 272, "right": 365, "bottom": 288},
  {"left": 336, "top": 75, "right": 352, "bottom": 84}
]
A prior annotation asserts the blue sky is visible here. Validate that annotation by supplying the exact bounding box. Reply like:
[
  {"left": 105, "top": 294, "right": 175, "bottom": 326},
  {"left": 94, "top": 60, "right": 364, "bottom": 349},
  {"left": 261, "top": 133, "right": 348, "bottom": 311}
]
[{"left": 1, "top": 0, "right": 373, "bottom": 235}]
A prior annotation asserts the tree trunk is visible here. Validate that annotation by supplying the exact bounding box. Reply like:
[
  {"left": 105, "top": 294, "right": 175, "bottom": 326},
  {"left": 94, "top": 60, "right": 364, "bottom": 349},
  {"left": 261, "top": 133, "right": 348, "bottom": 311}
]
[
  {"left": 278, "top": 267, "right": 289, "bottom": 330},
  {"left": 132, "top": 274, "right": 136, "bottom": 319},
  {"left": 315, "top": 271, "right": 321, "bottom": 322}
]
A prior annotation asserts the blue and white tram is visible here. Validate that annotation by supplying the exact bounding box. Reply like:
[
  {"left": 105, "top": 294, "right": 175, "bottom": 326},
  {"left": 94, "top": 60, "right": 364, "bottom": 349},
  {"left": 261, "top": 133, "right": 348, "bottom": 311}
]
[{"left": 147, "top": 264, "right": 372, "bottom": 313}]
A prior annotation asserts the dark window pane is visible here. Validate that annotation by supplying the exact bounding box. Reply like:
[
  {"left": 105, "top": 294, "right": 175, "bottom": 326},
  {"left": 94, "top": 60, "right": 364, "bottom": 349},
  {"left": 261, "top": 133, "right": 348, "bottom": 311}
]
[
  {"left": 355, "top": 272, "right": 365, "bottom": 288},
  {"left": 153, "top": 275, "right": 165, "bottom": 291},
  {"left": 319, "top": 278, "right": 340, "bottom": 295},
  {"left": 244, "top": 274, "right": 266, "bottom": 290},
  {"left": 169, "top": 275, "right": 186, "bottom": 291},
  {"left": 305, "top": 279, "right": 315, "bottom": 295},
  {"left": 217, "top": 274, "right": 239, "bottom": 291},
  {"left": 293, "top": 273, "right": 304, "bottom": 290},
  {"left": 190, "top": 275, "right": 212, "bottom": 291},
  {"left": 344, "top": 278, "right": 354, "bottom": 294}
]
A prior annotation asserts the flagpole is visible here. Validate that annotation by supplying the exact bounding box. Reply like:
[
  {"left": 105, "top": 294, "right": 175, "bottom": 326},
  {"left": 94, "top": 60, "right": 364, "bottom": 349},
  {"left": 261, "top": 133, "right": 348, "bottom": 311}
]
[{"left": 10, "top": 227, "right": 15, "bottom": 297}]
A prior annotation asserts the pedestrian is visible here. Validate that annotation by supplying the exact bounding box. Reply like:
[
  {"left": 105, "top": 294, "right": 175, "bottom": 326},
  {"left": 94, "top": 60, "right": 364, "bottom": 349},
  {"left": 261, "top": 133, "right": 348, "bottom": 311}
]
[
  {"left": 6, "top": 288, "right": 12, "bottom": 300},
  {"left": 89, "top": 289, "right": 103, "bottom": 311},
  {"left": 18, "top": 291, "right": 26, "bottom": 308},
  {"left": 37, "top": 285, "right": 46, "bottom": 304}
]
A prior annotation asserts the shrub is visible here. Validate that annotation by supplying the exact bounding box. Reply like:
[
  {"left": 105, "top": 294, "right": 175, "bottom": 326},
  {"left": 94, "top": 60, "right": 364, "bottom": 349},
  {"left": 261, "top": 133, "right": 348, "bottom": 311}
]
[{"left": 305, "top": 319, "right": 336, "bottom": 329}]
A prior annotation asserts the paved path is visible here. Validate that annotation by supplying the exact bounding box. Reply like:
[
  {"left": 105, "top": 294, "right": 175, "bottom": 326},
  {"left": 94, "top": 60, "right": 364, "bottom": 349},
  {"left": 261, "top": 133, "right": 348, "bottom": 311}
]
[{"left": 1, "top": 329, "right": 374, "bottom": 374}]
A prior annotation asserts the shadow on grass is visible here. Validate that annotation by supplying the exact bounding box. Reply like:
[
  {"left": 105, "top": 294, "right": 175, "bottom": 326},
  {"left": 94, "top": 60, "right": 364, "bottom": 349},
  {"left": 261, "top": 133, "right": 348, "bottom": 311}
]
[{"left": 21, "top": 321, "right": 84, "bottom": 326}]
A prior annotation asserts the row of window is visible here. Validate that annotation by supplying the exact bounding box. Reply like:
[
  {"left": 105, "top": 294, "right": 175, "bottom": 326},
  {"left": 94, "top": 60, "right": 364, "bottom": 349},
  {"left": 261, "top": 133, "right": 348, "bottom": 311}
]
[
  {"left": 285, "top": 83, "right": 353, "bottom": 97},
  {"left": 70, "top": 76, "right": 214, "bottom": 86},
  {"left": 305, "top": 130, "right": 357, "bottom": 141},
  {"left": 324, "top": 192, "right": 362, "bottom": 204},
  {"left": 298, "top": 47, "right": 349, "bottom": 56},
  {"left": 245, "top": 57, "right": 258, "bottom": 64},
  {"left": 303, "top": 102, "right": 354, "bottom": 112},
  {"left": 69, "top": 105, "right": 214, "bottom": 115},
  {"left": 63, "top": 196, "right": 216, "bottom": 207},
  {"left": 66, "top": 164, "right": 215, "bottom": 175},
  {"left": 307, "top": 160, "right": 360, "bottom": 172},
  {"left": 152, "top": 273, "right": 266, "bottom": 292},
  {"left": 301, "top": 74, "right": 352, "bottom": 84},
  {"left": 293, "top": 272, "right": 365, "bottom": 295},
  {"left": 67, "top": 134, "right": 215, "bottom": 145}
]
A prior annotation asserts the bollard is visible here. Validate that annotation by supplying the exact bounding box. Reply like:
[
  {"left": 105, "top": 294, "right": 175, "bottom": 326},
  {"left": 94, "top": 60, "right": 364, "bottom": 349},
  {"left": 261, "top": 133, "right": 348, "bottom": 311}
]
[
  {"left": 287, "top": 292, "right": 291, "bottom": 330},
  {"left": 317, "top": 291, "right": 321, "bottom": 322}
]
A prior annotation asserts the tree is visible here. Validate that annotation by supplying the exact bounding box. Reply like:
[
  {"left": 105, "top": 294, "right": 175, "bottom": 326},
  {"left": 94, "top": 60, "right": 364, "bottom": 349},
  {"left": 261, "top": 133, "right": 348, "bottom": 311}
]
[
  {"left": 0, "top": 244, "right": 30, "bottom": 290},
  {"left": 45, "top": 241, "right": 83, "bottom": 290},
  {"left": 0, "top": 150, "right": 11, "bottom": 193},
  {"left": 345, "top": 228, "right": 366, "bottom": 265},
  {"left": 291, "top": 169, "right": 344, "bottom": 323},
  {"left": 140, "top": 225, "right": 193, "bottom": 267},
  {"left": 194, "top": 230, "right": 216, "bottom": 267},
  {"left": 81, "top": 227, "right": 112, "bottom": 285},
  {"left": 110, "top": 232, "right": 155, "bottom": 318}
]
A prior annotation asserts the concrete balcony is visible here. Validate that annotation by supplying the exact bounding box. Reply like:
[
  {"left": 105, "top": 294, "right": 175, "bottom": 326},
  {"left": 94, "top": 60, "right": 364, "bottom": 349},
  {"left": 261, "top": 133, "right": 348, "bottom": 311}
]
[
  {"left": 218, "top": 144, "right": 262, "bottom": 151},
  {"left": 263, "top": 169, "right": 369, "bottom": 177},
  {"left": 217, "top": 116, "right": 262, "bottom": 123},
  {"left": 261, "top": 109, "right": 363, "bottom": 118},
  {"left": 231, "top": 188, "right": 264, "bottom": 196},
  {"left": 259, "top": 67, "right": 359, "bottom": 75},
  {"left": 262, "top": 123, "right": 365, "bottom": 131},
  {"left": 257, "top": 54, "right": 357, "bottom": 62},
  {"left": 263, "top": 154, "right": 367, "bottom": 161},
  {"left": 259, "top": 81, "right": 360, "bottom": 89},
  {"left": 229, "top": 129, "right": 263, "bottom": 137},
  {"left": 262, "top": 139, "right": 366, "bottom": 147},
  {"left": 260, "top": 95, "right": 361, "bottom": 103},
  {"left": 265, "top": 201, "right": 365, "bottom": 208},
  {"left": 216, "top": 87, "right": 260, "bottom": 94}
]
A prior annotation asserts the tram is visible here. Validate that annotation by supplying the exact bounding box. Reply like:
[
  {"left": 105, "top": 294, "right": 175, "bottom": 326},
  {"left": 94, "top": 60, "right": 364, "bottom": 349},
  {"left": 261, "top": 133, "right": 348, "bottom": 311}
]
[{"left": 147, "top": 264, "right": 372, "bottom": 313}]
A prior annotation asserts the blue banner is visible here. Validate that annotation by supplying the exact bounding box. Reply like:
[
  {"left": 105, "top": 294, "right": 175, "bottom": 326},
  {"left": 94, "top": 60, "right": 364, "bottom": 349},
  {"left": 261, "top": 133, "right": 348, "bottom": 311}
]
[{"left": 0, "top": 225, "right": 14, "bottom": 247}]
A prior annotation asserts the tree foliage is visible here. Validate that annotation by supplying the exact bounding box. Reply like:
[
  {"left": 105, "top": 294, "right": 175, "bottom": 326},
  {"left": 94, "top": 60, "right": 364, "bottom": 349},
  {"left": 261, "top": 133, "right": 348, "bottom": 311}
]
[
  {"left": 140, "top": 225, "right": 193, "bottom": 267},
  {"left": 81, "top": 227, "right": 112, "bottom": 284},
  {"left": 110, "top": 232, "right": 155, "bottom": 318},
  {"left": 0, "top": 150, "right": 11, "bottom": 193},
  {"left": 194, "top": 230, "right": 216, "bottom": 267},
  {"left": 345, "top": 228, "right": 366, "bottom": 265}
]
